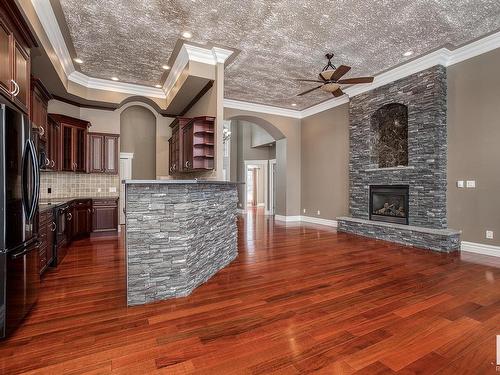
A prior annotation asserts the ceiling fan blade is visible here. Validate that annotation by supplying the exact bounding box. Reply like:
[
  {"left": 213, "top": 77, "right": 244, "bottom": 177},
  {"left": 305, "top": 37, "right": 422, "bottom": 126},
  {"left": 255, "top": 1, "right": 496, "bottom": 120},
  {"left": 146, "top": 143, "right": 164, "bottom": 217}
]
[
  {"left": 294, "top": 79, "right": 325, "bottom": 83},
  {"left": 331, "top": 65, "right": 351, "bottom": 81},
  {"left": 298, "top": 85, "right": 323, "bottom": 96},
  {"left": 332, "top": 88, "right": 344, "bottom": 97},
  {"left": 337, "top": 77, "right": 374, "bottom": 84},
  {"left": 318, "top": 73, "right": 327, "bottom": 82}
]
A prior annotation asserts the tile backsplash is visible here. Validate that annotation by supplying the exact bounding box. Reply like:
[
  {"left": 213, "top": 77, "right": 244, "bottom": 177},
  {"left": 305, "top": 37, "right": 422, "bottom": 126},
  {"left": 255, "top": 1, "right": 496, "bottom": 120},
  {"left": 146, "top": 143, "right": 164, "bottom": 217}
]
[{"left": 40, "top": 172, "right": 120, "bottom": 199}]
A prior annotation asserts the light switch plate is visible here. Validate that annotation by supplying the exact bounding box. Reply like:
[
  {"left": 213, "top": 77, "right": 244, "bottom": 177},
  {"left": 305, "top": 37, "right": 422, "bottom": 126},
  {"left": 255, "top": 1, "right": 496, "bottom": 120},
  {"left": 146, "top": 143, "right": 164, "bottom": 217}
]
[
  {"left": 97, "top": 188, "right": 102, "bottom": 192},
  {"left": 303, "top": 208, "right": 306, "bottom": 213},
  {"left": 457, "top": 180, "right": 464, "bottom": 188},
  {"left": 317, "top": 210, "right": 321, "bottom": 215},
  {"left": 486, "top": 230, "right": 494, "bottom": 239},
  {"left": 109, "top": 187, "right": 117, "bottom": 193},
  {"left": 466, "top": 180, "right": 476, "bottom": 188}
]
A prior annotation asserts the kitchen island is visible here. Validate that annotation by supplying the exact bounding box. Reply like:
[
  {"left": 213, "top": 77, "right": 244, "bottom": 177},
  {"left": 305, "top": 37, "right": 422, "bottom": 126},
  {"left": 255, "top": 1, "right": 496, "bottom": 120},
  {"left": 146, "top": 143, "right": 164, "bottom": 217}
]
[{"left": 124, "top": 180, "right": 240, "bottom": 306}]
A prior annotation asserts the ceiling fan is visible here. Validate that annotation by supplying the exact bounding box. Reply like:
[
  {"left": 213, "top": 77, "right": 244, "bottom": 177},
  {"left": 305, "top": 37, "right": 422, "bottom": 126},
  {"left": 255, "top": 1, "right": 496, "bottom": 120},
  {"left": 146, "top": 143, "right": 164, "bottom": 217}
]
[{"left": 296, "top": 53, "right": 374, "bottom": 97}]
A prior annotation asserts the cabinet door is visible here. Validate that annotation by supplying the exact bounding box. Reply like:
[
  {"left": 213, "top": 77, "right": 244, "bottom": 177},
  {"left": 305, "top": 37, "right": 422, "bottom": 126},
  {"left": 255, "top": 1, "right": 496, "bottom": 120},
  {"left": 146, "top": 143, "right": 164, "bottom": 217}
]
[
  {"left": 74, "top": 128, "right": 87, "bottom": 172},
  {"left": 0, "top": 19, "right": 12, "bottom": 97},
  {"left": 12, "top": 41, "right": 29, "bottom": 113},
  {"left": 73, "top": 206, "right": 91, "bottom": 236},
  {"left": 104, "top": 135, "right": 118, "bottom": 174},
  {"left": 61, "top": 125, "right": 74, "bottom": 171},
  {"left": 92, "top": 206, "right": 118, "bottom": 232},
  {"left": 49, "top": 120, "right": 60, "bottom": 170},
  {"left": 46, "top": 216, "right": 55, "bottom": 266},
  {"left": 182, "top": 123, "right": 193, "bottom": 171},
  {"left": 88, "top": 134, "right": 104, "bottom": 173}
]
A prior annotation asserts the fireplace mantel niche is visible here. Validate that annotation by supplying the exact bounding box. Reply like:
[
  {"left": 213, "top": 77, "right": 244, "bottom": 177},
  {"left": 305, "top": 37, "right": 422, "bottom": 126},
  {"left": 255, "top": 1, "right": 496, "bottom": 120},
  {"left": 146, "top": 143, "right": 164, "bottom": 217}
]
[{"left": 338, "top": 65, "right": 461, "bottom": 252}]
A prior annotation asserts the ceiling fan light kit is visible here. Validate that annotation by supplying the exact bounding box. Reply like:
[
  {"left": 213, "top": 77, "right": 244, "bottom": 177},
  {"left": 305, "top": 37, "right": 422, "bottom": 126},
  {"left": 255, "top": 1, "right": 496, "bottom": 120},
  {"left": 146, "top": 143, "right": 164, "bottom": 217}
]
[{"left": 296, "top": 53, "right": 374, "bottom": 97}]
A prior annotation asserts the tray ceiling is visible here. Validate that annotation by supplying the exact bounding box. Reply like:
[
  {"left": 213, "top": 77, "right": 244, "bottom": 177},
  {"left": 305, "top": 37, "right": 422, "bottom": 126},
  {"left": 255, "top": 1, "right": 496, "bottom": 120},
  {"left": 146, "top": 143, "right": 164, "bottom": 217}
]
[{"left": 58, "top": 0, "right": 500, "bottom": 109}]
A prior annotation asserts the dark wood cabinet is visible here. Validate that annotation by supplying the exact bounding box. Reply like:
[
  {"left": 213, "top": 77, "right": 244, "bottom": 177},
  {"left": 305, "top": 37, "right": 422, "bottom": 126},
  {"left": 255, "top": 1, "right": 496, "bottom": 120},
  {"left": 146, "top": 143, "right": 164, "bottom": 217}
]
[
  {"left": 88, "top": 132, "right": 119, "bottom": 174},
  {"left": 169, "top": 117, "right": 214, "bottom": 174},
  {"left": 92, "top": 198, "right": 118, "bottom": 232},
  {"left": 71, "top": 200, "right": 92, "bottom": 239},
  {"left": 38, "top": 209, "right": 56, "bottom": 275},
  {"left": 47, "top": 116, "right": 60, "bottom": 170},
  {"left": 0, "top": 2, "right": 36, "bottom": 113},
  {"left": 49, "top": 114, "right": 90, "bottom": 172}
]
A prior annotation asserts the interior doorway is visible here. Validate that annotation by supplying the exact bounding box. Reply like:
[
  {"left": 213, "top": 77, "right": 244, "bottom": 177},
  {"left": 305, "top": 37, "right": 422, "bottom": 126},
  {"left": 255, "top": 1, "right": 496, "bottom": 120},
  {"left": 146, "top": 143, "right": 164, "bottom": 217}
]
[{"left": 244, "top": 160, "right": 268, "bottom": 213}]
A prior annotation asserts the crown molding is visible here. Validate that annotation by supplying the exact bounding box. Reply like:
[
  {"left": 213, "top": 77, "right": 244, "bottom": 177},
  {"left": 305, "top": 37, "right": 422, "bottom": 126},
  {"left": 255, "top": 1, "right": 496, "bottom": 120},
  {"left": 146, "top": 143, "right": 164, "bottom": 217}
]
[
  {"left": 68, "top": 72, "right": 166, "bottom": 98},
  {"left": 224, "top": 99, "right": 302, "bottom": 119},
  {"left": 31, "top": 0, "right": 74, "bottom": 76}
]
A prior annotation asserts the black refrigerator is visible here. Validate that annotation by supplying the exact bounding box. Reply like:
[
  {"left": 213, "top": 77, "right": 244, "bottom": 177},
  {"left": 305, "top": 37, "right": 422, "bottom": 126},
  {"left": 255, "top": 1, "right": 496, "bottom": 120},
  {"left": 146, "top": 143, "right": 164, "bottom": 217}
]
[{"left": 0, "top": 97, "right": 40, "bottom": 338}]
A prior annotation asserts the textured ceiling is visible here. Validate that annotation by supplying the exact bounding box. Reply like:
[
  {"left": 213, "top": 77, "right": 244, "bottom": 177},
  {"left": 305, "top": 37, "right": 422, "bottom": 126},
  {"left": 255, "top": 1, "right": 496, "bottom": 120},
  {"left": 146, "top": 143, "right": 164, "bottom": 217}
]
[{"left": 58, "top": 0, "right": 500, "bottom": 109}]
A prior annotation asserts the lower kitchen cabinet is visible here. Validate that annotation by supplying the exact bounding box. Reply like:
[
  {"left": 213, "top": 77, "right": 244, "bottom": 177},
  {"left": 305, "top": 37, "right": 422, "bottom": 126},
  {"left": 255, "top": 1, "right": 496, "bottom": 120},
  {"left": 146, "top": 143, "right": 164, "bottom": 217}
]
[
  {"left": 38, "top": 209, "right": 56, "bottom": 275},
  {"left": 92, "top": 198, "right": 118, "bottom": 232},
  {"left": 71, "top": 199, "right": 92, "bottom": 238}
]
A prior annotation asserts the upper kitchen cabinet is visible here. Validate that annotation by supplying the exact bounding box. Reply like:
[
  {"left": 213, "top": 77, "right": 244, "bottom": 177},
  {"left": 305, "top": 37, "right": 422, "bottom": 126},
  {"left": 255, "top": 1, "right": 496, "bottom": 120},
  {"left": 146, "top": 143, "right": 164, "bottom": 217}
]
[
  {"left": 0, "top": 1, "right": 37, "bottom": 114},
  {"left": 182, "top": 116, "right": 215, "bottom": 172},
  {"left": 88, "top": 132, "right": 119, "bottom": 174},
  {"left": 49, "top": 114, "right": 90, "bottom": 173},
  {"left": 169, "top": 117, "right": 214, "bottom": 174},
  {"left": 30, "top": 78, "right": 51, "bottom": 142}
]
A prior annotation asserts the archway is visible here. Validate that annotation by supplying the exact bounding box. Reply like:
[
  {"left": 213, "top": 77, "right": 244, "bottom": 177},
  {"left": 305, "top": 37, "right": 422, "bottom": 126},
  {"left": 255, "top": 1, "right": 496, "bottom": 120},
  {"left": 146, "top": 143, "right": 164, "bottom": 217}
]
[
  {"left": 120, "top": 105, "right": 157, "bottom": 180},
  {"left": 225, "top": 115, "right": 287, "bottom": 217}
]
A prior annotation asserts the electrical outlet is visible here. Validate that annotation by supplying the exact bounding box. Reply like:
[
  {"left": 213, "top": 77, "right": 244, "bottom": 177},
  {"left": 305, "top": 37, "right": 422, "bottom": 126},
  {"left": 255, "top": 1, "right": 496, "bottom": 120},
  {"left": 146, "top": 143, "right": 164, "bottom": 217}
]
[
  {"left": 466, "top": 180, "right": 476, "bottom": 188},
  {"left": 486, "top": 230, "right": 494, "bottom": 239},
  {"left": 456, "top": 180, "right": 464, "bottom": 188},
  {"left": 317, "top": 210, "right": 320, "bottom": 215},
  {"left": 97, "top": 188, "right": 102, "bottom": 193},
  {"left": 47, "top": 187, "right": 52, "bottom": 194},
  {"left": 303, "top": 208, "right": 306, "bottom": 214},
  {"left": 109, "top": 187, "right": 117, "bottom": 193}
]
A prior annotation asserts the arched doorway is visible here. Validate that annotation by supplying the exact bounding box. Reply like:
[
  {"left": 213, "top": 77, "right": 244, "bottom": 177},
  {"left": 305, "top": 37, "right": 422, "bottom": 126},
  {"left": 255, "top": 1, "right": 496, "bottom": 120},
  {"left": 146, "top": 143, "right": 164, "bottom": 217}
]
[
  {"left": 119, "top": 105, "right": 157, "bottom": 180},
  {"left": 225, "top": 115, "right": 286, "bottom": 216}
]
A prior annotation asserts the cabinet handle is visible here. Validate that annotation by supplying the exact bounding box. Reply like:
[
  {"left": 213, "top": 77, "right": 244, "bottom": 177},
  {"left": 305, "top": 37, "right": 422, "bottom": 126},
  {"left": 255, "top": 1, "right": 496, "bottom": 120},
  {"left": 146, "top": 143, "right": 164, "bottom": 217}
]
[
  {"left": 39, "top": 126, "right": 45, "bottom": 136},
  {"left": 50, "top": 222, "right": 56, "bottom": 232},
  {"left": 10, "top": 80, "right": 19, "bottom": 96},
  {"left": 44, "top": 157, "right": 50, "bottom": 166},
  {"left": 50, "top": 160, "right": 55, "bottom": 168},
  {"left": 67, "top": 213, "right": 72, "bottom": 221},
  {"left": 185, "top": 161, "right": 190, "bottom": 168}
]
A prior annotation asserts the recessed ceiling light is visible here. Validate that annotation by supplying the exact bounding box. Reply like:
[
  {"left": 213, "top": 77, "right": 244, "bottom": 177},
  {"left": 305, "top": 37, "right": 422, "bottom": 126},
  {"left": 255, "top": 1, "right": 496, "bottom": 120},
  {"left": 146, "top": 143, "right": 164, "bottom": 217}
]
[
  {"left": 211, "top": 8, "right": 218, "bottom": 13},
  {"left": 162, "top": 65, "right": 170, "bottom": 70},
  {"left": 403, "top": 51, "right": 413, "bottom": 57},
  {"left": 182, "top": 31, "right": 193, "bottom": 39},
  {"left": 322, "top": 14, "right": 330, "bottom": 18},
  {"left": 111, "top": 77, "right": 119, "bottom": 81},
  {"left": 155, "top": 84, "right": 162, "bottom": 88},
  {"left": 73, "top": 58, "right": 83, "bottom": 64},
  {"left": 291, "top": 103, "right": 297, "bottom": 107}
]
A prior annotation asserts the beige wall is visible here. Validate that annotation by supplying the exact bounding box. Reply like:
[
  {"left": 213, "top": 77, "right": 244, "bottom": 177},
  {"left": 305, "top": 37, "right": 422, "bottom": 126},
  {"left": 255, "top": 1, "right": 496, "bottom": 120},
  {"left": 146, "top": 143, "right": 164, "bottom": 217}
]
[
  {"left": 301, "top": 103, "right": 350, "bottom": 220},
  {"left": 447, "top": 48, "right": 500, "bottom": 246},
  {"left": 120, "top": 106, "right": 157, "bottom": 180}
]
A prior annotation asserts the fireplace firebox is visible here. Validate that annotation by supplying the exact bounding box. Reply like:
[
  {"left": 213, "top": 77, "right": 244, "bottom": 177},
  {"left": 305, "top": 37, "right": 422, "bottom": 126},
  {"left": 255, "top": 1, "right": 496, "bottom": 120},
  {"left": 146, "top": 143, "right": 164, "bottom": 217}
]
[{"left": 369, "top": 185, "right": 409, "bottom": 225}]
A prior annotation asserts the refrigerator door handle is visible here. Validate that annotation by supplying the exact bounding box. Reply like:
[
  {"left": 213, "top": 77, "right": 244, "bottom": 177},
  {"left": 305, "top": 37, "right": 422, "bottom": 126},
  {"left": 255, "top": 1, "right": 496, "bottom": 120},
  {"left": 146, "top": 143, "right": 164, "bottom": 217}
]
[
  {"left": 11, "top": 241, "right": 41, "bottom": 259},
  {"left": 21, "top": 140, "right": 31, "bottom": 219},
  {"left": 27, "top": 139, "right": 40, "bottom": 220}
]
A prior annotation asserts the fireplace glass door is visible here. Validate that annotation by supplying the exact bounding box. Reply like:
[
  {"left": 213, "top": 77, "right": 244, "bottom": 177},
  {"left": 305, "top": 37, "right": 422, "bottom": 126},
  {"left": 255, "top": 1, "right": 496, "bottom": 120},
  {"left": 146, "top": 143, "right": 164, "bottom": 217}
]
[{"left": 369, "top": 185, "right": 409, "bottom": 225}]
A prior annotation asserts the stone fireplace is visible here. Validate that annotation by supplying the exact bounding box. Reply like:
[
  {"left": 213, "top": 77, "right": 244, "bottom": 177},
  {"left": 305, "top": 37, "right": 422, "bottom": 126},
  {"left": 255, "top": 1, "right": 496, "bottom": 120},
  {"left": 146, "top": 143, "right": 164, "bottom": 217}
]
[{"left": 337, "top": 65, "right": 461, "bottom": 252}]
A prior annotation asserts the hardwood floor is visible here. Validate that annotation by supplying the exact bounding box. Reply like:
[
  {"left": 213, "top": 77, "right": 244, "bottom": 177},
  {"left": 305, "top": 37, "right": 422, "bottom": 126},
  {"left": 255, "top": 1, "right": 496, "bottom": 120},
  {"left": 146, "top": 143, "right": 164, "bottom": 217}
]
[{"left": 1, "top": 211, "right": 500, "bottom": 374}]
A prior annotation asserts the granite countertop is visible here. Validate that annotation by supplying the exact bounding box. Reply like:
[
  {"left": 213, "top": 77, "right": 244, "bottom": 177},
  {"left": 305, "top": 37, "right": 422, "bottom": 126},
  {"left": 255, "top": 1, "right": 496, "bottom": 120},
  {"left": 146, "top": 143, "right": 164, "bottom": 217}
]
[
  {"left": 123, "top": 179, "right": 244, "bottom": 185},
  {"left": 39, "top": 196, "right": 119, "bottom": 213}
]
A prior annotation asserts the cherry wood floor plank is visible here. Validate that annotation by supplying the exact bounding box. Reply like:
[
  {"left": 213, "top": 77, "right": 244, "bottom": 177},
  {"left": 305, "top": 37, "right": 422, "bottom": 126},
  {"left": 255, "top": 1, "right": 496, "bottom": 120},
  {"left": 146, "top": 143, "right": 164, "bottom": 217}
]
[{"left": 0, "top": 210, "right": 498, "bottom": 374}]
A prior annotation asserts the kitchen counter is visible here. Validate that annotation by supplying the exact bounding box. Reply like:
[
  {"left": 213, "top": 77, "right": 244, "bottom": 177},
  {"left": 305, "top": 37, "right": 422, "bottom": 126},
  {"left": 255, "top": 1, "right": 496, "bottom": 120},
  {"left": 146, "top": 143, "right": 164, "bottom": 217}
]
[
  {"left": 125, "top": 180, "right": 239, "bottom": 306},
  {"left": 39, "top": 196, "right": 119, "bottom": 212}
]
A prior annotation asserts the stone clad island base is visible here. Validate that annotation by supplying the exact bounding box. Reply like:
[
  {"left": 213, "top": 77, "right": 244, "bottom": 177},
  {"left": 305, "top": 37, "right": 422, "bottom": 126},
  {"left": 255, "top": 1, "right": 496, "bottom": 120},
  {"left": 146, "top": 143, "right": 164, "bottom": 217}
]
[{"left": 124, "top": 180, "right": 239, "bottom": 306}]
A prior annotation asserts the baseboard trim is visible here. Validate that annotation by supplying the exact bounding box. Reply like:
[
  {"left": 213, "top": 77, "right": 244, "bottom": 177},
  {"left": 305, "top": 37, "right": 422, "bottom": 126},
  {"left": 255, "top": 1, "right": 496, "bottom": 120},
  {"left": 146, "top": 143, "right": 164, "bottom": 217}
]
[
  {"left": 461, "top": 241, "right": 500, "bottom": 257},
  {"left": 274, "top": 215, "right": 338, "bottom": 227}
]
